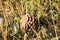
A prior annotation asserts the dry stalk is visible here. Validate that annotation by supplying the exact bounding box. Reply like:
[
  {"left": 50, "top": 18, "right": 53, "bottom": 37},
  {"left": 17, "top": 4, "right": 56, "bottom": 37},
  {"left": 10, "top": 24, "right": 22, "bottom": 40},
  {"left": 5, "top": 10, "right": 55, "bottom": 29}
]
[
  {"left": 24, "top": 32, "right": 27, "bottom": 40},
  {"left": 51, "top": 9, "right": 58, "bottom": 40},
  {"left": 0, "top": 18, "right": 7, "bottom": 40},
  {"left": 23, "top": 1, "right": 27, "bottom": 40},
  {"left": 49, "top": 0, "right": 59, "bottom": 40},
  {"left": 31, "top": 26, "right": 40, "bottom": 40},
  {"left": 0, "top": 0, "right": 8, "bottom": 40},
  {"left": 8, "top": 33, "right": 19, "bottom": 40}
]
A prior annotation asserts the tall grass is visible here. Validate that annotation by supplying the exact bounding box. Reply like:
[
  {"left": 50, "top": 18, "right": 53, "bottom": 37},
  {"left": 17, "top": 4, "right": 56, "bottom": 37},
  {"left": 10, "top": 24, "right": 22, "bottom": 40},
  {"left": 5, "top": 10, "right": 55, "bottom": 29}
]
[{"left": 0, "top": 0, "right": 60, "bottom": 40}]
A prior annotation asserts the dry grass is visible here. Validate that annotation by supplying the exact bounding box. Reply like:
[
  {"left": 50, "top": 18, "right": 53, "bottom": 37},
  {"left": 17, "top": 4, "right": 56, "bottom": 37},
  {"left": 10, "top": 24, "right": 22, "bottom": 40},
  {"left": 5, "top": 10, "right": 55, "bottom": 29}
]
[{"left": 0, "top": 0, "right": 60, "bottom": 40}]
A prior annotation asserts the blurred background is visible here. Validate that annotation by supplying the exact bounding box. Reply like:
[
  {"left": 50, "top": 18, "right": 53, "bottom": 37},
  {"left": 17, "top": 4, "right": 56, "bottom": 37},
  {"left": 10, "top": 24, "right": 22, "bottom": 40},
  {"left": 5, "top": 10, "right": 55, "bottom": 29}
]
[{"left": 0, "top": 0, "right": 60, "bottom": 40}]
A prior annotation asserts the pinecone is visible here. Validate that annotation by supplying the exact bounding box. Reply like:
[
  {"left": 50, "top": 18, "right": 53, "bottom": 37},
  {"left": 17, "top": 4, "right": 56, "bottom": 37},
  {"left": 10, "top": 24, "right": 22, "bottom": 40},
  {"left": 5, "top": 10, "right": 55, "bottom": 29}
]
[{"left": 20, "top": 14, "right": 38, "bottom": 32}]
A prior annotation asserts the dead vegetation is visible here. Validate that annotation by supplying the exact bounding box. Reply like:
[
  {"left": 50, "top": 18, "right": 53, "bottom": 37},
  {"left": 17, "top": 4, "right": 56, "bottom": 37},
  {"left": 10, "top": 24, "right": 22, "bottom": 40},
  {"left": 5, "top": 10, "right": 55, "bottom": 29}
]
[{"left": 0, "top": 0, "right": 60, "bottom": 40}]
